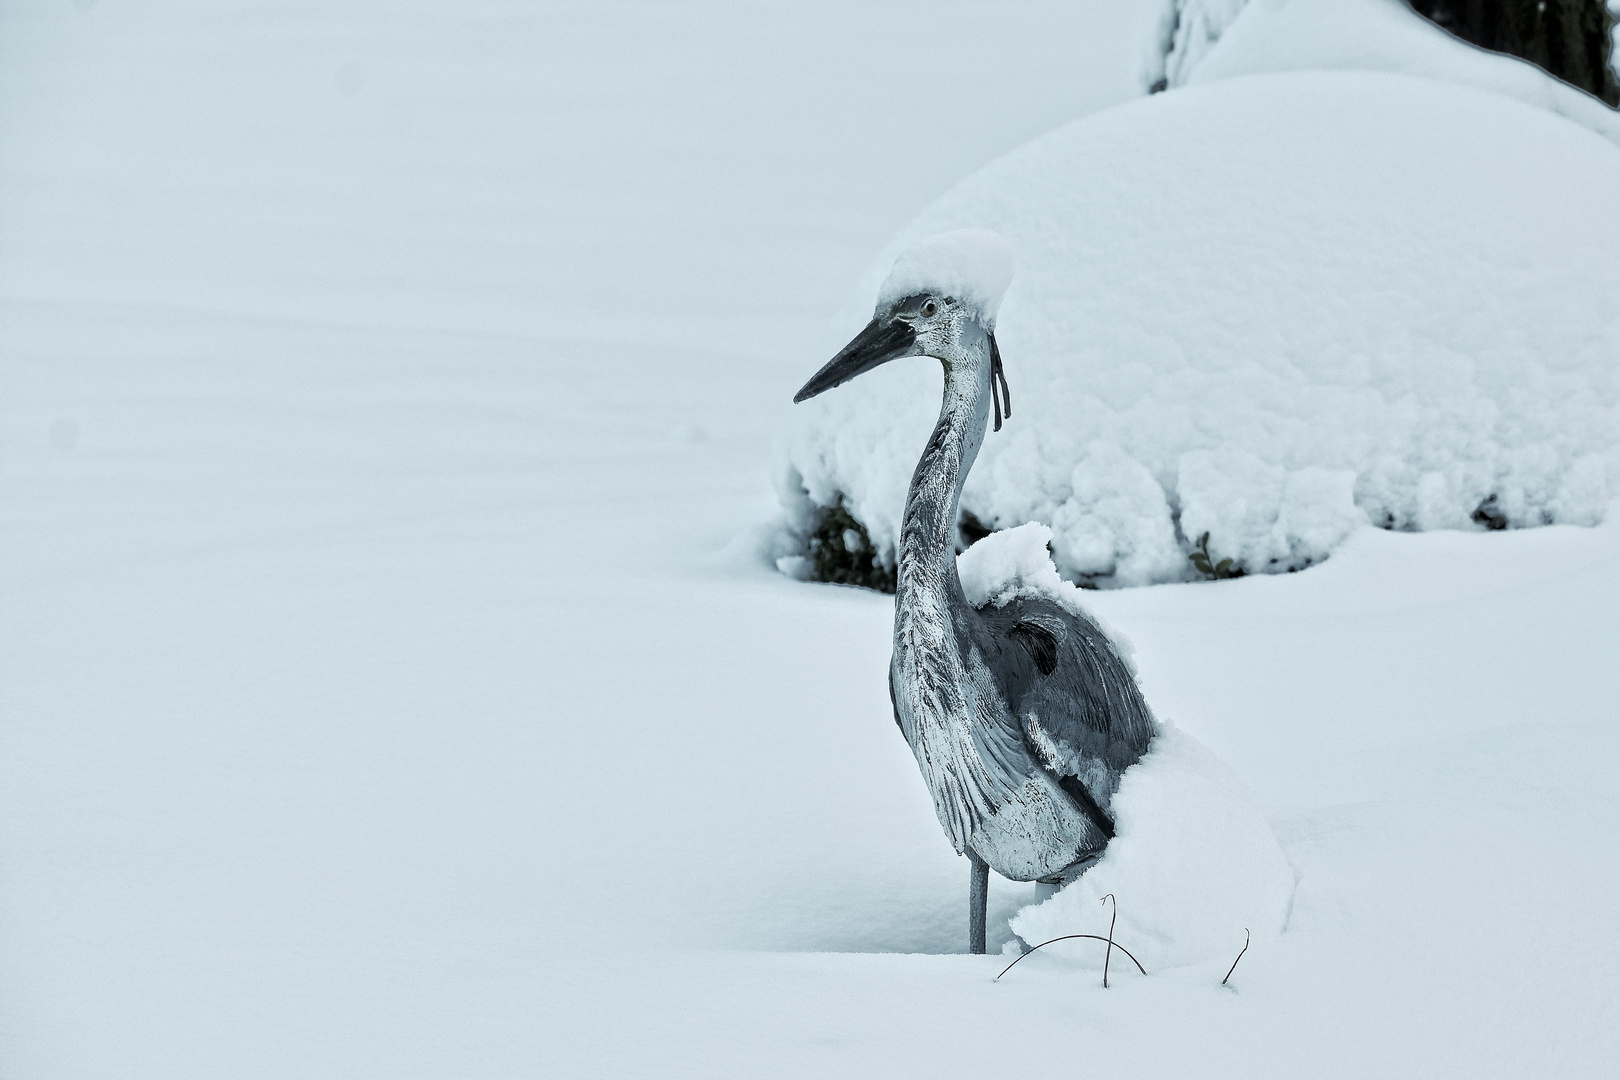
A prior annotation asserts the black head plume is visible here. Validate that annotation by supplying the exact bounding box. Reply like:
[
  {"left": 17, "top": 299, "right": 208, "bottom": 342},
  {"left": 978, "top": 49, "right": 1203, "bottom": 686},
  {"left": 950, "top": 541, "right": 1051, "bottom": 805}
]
[{"left": 989, "top": 332, "right": 1011, "bottom": 432}]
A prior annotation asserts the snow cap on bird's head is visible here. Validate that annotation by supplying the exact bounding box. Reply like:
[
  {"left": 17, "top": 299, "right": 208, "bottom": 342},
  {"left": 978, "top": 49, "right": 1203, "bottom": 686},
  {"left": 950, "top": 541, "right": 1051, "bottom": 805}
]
[{"left": 875, "top": 229, "right": 1016, "bottom": 330}]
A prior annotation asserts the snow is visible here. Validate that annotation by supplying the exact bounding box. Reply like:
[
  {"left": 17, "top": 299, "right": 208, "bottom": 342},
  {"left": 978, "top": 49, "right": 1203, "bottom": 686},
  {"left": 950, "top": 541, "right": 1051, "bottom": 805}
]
[
  {"left": 1010, "top": 724, "right": 1296, "bottom": 971},
  {"left": 874, "top": 229, "right": 1016, "bottom": 328},
  {"left": 781, "top": 68, "right": 1620, "bottom": 586},
  {"left": 959, "top": 521, "right": 1079, "bottom": 610},
  {"left": 5, "top": 1, "right": 1620, "bottom": 1078},
  {"left": 957, "top": 521, "right": 1138, "bottom": 673},
  {"left": 1166, "top": 0, "right": 1620, "bottom": 148}
]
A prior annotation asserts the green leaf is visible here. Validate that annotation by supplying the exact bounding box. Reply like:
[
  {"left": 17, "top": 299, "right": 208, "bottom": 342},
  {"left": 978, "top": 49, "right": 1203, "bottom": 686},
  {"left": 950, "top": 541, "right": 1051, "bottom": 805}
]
[{"left": 1216, "top": 558, "right": 1232, "bottom": 575}]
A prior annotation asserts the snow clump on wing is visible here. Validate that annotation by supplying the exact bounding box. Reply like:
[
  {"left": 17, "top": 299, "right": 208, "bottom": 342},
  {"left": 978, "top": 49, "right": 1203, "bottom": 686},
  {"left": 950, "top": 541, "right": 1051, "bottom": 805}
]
[
  {"left": 956, "top": 523, "right": 1138, "bottom": 675},
  {"left": 1008, "top": 722, "right": 1296, "bottom": 972},
  {"left": 777, "top": 58, "right": 1620, "bottom": 589},
  {"left": 875, "top": 228, "right": 1016, "bottom": 328}
]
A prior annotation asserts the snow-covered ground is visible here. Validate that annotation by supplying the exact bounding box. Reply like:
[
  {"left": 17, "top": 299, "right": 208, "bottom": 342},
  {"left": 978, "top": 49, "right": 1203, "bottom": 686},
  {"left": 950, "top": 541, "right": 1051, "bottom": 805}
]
[{"left": 3, "top": 2, "right": 1619, "bottom": 1077}]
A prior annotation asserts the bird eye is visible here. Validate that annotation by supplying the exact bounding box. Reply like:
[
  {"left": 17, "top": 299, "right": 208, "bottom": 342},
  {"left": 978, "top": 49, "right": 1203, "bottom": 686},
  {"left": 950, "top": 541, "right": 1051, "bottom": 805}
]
[{"left": 922, "top": 300, "right": 938, "bottom": 317}]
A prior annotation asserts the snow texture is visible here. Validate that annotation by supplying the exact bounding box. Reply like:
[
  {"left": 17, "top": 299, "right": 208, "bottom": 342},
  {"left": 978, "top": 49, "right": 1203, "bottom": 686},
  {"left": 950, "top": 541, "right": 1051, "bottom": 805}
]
[
  {"left": 1009, "top": 724, "right": 1296, "bottom": 971},
  {"left": 781, "top": 62, "right": 1620, "bottom": 587},
  {"left": 874, "top": 229, "right": 1016, "bottom": 329}
]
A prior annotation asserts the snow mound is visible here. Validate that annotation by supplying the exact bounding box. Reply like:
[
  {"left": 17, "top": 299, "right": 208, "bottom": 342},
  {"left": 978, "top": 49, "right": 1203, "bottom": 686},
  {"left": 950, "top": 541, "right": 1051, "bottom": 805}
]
[
  {"left": 1008, "top": 724, "right": 1295, "bottom": 971},
  {"left": 875, "top": 229, "right": 1016, "bottom": 329},
  {"left": 779, "top": 70, "right": 1620, "bottom": 587},
  {"left": 957, "top": 522, "right": 1137, "bottom": 674}
]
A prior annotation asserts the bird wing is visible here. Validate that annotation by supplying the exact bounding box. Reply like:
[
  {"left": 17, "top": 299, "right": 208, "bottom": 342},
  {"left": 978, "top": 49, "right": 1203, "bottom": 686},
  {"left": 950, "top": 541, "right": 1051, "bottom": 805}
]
[{"left": 976, "top": 591, "right": 1156, "bottom": 830}]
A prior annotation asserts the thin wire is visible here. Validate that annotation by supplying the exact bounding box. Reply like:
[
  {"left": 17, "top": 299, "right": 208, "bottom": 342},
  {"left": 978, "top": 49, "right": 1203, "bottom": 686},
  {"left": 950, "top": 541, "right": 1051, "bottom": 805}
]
[
  {"left": 1100, "top": 893, "right": 1117, "bottom": 989},
  {"left": 1222, "top": 929, "right": 1250, "bottom": 986},
  {"left": 994, "top": 934, "right": 1148, "bottom": 981}
]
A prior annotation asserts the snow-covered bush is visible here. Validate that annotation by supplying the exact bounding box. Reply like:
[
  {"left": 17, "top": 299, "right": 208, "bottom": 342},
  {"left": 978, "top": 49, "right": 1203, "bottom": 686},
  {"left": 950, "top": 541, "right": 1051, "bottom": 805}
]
[
  {"left": 1144, "top": 0, "right": 1253, "bottom": 92},
  {"left": 1156, "top": 0, "right": 1620, "bottom": 144},
  {"left": 1150, "top": 0, "right": 1620, "bottom": 105},
  {"left": 777, "top": 31, "right": 1620, "bottom": 588},
  {"left": 1407, "top": 1, "right": 1619, "bottom": 105}
]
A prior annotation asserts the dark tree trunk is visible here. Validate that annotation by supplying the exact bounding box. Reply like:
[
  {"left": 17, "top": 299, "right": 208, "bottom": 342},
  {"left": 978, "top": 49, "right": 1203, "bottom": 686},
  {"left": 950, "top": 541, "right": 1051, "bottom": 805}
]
[{"left": 1408, "top": 1, "right": 1620, "bottom": 106}]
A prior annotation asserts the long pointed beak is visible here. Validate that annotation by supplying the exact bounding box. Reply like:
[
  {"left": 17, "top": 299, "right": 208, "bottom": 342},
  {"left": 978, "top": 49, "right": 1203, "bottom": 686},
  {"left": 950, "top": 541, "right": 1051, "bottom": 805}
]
[{"left": 793, "top": 317, "right": 916, "bottom": 403}]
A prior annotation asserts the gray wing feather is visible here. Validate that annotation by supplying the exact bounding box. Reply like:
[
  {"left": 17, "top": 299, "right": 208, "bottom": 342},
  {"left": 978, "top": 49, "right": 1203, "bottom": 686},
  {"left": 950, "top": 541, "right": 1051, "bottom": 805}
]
[{"left": 976, "top": 593, "right": 1156, "bottom": 822}]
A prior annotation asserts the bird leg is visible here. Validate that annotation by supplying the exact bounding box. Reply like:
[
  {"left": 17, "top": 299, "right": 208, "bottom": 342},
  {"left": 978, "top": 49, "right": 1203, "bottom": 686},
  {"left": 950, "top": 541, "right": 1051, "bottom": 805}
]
[{"left": 968, "top": 851, "right": 989, "bottom": 954}]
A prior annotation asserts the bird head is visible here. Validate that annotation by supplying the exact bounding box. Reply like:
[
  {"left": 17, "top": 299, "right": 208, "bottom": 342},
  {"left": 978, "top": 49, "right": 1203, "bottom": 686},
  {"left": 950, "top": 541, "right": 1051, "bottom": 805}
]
[{"left": 793, "top": 229, "right": 1017, "bottom": 428}]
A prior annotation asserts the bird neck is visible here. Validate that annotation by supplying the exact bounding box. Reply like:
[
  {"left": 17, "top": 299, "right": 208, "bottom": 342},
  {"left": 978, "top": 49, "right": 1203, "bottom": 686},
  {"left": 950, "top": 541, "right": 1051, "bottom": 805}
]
[{"left": 897, "top": 347, "right": 992, "bottom": 607}]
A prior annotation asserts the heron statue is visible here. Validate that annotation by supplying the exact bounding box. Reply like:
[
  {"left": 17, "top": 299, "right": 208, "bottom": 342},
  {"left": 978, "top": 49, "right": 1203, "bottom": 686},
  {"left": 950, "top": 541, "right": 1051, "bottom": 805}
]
[{"left": 793, "top": 230, "right": 1157, "bottom": 954}]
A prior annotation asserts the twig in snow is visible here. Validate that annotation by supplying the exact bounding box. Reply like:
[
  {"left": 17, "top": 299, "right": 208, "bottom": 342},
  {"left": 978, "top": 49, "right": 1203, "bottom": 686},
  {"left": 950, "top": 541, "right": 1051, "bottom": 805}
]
[
  {"left": 1222, "top": 929, "right": 1250, "bottom": 987},
  {"left": 1100, "top": 893, "right": 1117, "bottom": 989},
  {"left": 994, "top": 934, "right": 1148, "bottom": 981}
]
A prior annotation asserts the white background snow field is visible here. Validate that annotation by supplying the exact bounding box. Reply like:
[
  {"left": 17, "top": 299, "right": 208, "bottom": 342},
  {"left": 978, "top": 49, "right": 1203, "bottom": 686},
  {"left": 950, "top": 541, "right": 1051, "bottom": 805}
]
[{"left": 3, "top": 1, "right": 1619, "bottom": 1077}]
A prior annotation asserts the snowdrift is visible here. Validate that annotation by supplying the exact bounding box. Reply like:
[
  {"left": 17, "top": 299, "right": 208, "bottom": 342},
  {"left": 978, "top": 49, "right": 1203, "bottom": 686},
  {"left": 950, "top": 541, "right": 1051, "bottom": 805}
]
[
  {"left": 779, "top": 69, "right": 1620, "bottom": 587},
  {"left": 958, "top": 525, "right": 1295, "bottom": 968},
  {"left": 1008, "top": 723, "right": 1295, "bottom": 971}
]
